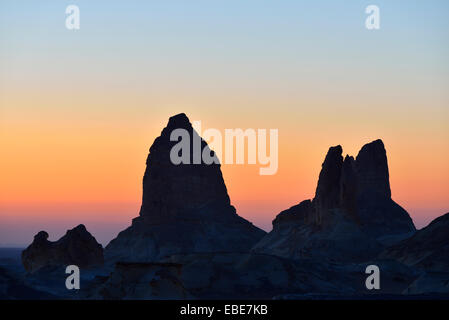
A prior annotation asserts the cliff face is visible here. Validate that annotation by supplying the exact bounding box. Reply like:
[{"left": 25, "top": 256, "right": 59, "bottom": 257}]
[
  {"left": 104, "top": 113, "right": 265, "bottom": 263},
  {"left": 253, "top": 139, "right": 416, "bottom": 263},
  {"left": 22, "top": 225, "right": 104, "bottom": 273}
]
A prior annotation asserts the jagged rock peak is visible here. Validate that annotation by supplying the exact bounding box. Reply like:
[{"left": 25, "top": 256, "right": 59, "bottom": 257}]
[
  {"left": 265, "top": 139, "right": 415, "bottom": 247},
  {"left": 253, "top": 140, "right": 416, "bottom": 263},
  {"left": 22, "top": 224, "right": 104, "bottom": 273},
  {"left": 104, "top": 113, "right": 266, "bottom": 263},
  {"left": 166, "top": 112, "right": 191, "bottom": 129},
  {"left": 139, "top": 113, "right": 230, "bottom": 219},
  {"left": 34, "top": 231, "right": 49, "bottom": 242},
  {"left": 314, "top": 139, "right": 391, "bottom": 212},
  {"left": 66, "top": 224, "right": 89, "bottom": 236}
]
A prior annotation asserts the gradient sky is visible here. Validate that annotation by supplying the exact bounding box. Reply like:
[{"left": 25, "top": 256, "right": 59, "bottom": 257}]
[{"left": 1, "top": 0, "right": 448, "bottom": 246}]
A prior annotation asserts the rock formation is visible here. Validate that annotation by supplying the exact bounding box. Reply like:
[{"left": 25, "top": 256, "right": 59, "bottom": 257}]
[
  {"left": 104, "top": 113, "right": 266, "bottom": 263},
  {"left": 13, "top": 110, "right": 449, "bottom": 299},
  {"left": 0, "top": 266, "right": 59, "bottom": 299},
  {"left": 13, "top": 119, "right": 449, "bottom": 298},
  {"left": 354, "top": 140, "right": 414, "bottom": 237},
  {"left": 89, "top": 262, "right": 192, "bottom": 299},
  {"left": 22, "top": 225, "right": 104, "bottom": 273},
  {"left": 381, "top": 212, "right": 449, "bottom": 272},
  {"left": 160, "top": 252, "right": 348, "bottom": 299},
  {"left": 253, "top": 139, "right": 416, "bottom": 262}
]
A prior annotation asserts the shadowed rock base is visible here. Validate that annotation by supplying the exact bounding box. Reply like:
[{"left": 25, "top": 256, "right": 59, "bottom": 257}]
[{"left": 88, "top": 262, "right": 193, "bottom": 299}]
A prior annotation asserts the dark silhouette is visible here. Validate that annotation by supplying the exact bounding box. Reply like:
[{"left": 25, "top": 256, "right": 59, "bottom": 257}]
[
  {"left": 10, "top": 113, "right": 449, "bottom": 300},
  {"left": 22, "top": 225, "right": 103, "bottom": 273},
  {"left": 253, "top": 140, "right": 416, "bottom": 263},
  {"left": 104, "top": 113, "right": 265, "bottom": 263}
]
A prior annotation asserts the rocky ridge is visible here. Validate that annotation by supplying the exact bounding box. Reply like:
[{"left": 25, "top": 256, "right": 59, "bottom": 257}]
[{"left": 22, "top": 224, "right": 103, "bottom": 273}]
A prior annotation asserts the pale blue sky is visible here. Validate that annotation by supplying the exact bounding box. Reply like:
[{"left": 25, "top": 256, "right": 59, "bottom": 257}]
[{"left": 1, "top": 1, "right": 448, "bottom": 246}]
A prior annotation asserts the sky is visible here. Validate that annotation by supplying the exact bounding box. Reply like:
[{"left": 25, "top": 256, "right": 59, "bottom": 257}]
[{"left": 1, "top": 0, "right": 448, "bottom": 247}]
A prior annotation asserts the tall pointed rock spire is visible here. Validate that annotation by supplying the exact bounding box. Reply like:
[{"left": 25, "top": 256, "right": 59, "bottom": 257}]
[
  {"left": 105, "top": 113, "right": 265, "bottom": 263},
  {"left": 139, "top": 113, "right": 230, "bottom": 220}
]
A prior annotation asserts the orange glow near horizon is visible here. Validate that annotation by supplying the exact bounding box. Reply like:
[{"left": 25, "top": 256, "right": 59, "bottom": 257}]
[
  {"left": 1, "top": 104, "right": 448, "bottom": 245},
  {"left": 1, "top": 0, "right": 449, "bottom": 246}
]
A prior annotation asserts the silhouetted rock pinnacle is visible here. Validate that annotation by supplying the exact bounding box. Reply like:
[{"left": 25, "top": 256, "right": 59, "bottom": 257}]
[
  {"left": 310, "top": 139, "right": 414, "bottom": 236},
  {"left": 22, "top": 225, "right": 104, "bottom": 273},
  {"left": 105, "top": 113, "right": 266, "bottom": 263},
  {"left": 354, "top": 140, "right": 414, "bottom": 237},
  {"left": 253, "top": 139, "right": 416, "bottom": 263},
  {"left": 314, "top": 145, "right": 343, "bottom": 214},
  {"left": 139, "top": 113, "right": 230, "bottom": 221},
  {"left": 355, "top": 139, "right": 391, "bottom": 199}
]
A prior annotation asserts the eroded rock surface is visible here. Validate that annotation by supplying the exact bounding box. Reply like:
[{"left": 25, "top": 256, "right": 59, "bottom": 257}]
[
  {"left": 22, "top": 225, "right": 103, "bottom": 273},
  {"left": 89, "top": 262, "right": 192, "bottom": 299}
]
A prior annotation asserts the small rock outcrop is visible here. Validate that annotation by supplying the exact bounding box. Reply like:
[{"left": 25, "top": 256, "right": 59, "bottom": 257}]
[
  {"left": 105, "top": 113, "right": 266, "bottom": 263},
  {"left": 22, "top": 225, "right": 104, "bottom": 273},
  {"left": 253, "top": 140, "right": 416, "bottom": 262}
]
